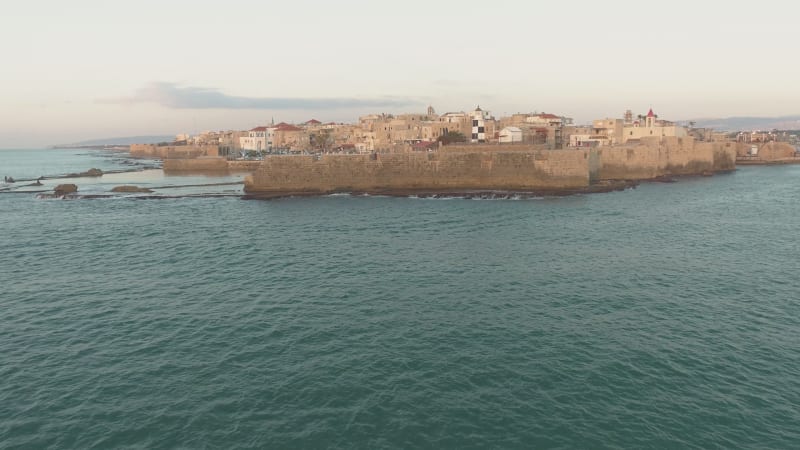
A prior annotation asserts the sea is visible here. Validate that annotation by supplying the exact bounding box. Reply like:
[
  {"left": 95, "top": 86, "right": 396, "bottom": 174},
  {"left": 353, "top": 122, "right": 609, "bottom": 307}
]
[{"left": 1, "top": 148, "right": 799, "bottom": 449}]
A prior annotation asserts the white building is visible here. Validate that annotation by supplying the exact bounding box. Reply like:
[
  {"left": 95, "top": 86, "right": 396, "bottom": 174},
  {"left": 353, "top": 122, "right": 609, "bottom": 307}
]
[
  {"left": 526, "top": 113, "right": 563, "bottom": 127},
  {"left": 499, "top": 126, "right": 522, "bottom": 143},
  {"left": 239, "top": 126, "right": 271, "bottom": 152}
]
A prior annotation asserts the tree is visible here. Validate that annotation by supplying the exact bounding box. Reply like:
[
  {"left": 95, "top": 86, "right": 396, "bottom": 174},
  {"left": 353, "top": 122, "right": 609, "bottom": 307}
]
[
  {"left": 310, "top": 130, "right": 334, "bottom": 152},
  {"left": 437, "top": 131, "right": 467, "bottom": 145}
]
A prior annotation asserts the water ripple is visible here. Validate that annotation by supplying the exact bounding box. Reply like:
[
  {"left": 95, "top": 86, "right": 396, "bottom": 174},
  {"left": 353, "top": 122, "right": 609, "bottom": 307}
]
[{"left": 2, "top": 167, "right": 800, "bottom": 448}]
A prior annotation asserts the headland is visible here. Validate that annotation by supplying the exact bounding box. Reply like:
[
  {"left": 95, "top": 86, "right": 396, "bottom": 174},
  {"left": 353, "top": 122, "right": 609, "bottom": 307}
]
[{"left": 22, "top": 105, "right": 797, "bottom": 200}]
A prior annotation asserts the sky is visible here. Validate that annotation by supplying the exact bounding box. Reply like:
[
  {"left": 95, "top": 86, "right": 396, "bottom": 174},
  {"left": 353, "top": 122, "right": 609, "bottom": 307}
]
[{"left": 1, "top": 0, "right": 798, "bottom": 147}]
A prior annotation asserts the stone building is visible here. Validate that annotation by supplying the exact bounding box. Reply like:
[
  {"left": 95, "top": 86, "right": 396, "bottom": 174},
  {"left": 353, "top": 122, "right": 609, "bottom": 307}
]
[{"left": 621, "top": 108, "right": 687, "bottom": 143}]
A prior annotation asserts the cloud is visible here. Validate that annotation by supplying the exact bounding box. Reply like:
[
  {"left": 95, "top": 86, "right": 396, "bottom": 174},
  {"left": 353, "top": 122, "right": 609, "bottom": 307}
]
[{"left": 98, "top": 82, "right": 419, "bottom": 110}]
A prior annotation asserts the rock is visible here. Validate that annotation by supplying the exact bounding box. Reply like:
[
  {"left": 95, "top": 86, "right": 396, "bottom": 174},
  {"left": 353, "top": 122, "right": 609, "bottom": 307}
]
[
  {"left": 111, "top": 185, "right": 153, "bottom": 193},
  {"left": 64, "top": 168, "right": 103, "bottom": 178},
  {"left": 54, "top": 184, "right": 78, "bottom": 196}
]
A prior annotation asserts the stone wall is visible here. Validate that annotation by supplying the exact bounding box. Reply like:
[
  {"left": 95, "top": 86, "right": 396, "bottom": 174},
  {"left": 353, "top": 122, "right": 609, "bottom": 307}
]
[
  {"left": 590, "top": 137, "right": 738, "bottom": 180},
  {"left": 440, "top": 143, "right": 550, "bottom": 153},
  {"left": 750, "top": 142, "right": 797, "bottom": 160},
  {"left": 163, "top": 157, "right": 229, "bottom": 173},
  {"left": 162, "top": 159, "right": 268, "bottom": 173},
  {"left": 227, "top": 161, "right": 263, "bottom": 172},
  {"left": 238, "top": 138, "right": 740, "bottom": 196},
  {"left": 130, "top": 144, "right": 219, "bottom": 159},
  {"left": 244, "top": 151, "right": 590, "bottom": 195}
]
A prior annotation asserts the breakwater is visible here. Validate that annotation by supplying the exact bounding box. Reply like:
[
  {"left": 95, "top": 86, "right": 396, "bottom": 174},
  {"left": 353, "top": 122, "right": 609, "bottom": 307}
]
[
  {"left": 130, "top": 144, "right": 219, "bottom": 159},
  {"left": 242, "top": 137, "right": 740, "bottom": 197},
  {"left": 163, "top": 158, "right": 260, "bottom": 173}
]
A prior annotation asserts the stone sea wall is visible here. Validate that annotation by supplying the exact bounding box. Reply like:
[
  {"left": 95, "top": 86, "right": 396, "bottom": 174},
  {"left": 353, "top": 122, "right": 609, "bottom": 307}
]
[
  {"left": 244, "top": 151, "right": 590, "bottom": 196},
  {"left": 198, "top": 137, "right": 743, "bottom": 197},
  {"left": 163, "top": 157, "right": 228, "bottom": 172},
  {"left": 592, "top": 137, "right": 739, "bottom": 180},
  {"left": 162, "top": 158, "right": 262, "bottom": 173},
  {"left": 130, "top": 144, "right": 219, "bottom": 159},
  {"left": 735, "top": 142, "right": 796, "bottom": 159},
  {"left": 439, "top": 143, "right": 550, "bottom": 153}
]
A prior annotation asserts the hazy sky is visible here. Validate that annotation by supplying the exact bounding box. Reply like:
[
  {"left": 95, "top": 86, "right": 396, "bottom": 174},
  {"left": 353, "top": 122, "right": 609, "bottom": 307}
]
[{"left": 1, "top": 0, "right": 797, "bottom": 147}]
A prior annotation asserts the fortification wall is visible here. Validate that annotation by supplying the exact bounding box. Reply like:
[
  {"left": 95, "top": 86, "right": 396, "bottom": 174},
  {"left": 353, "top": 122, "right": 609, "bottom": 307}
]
[
  {"left": 756, "top": 142, "right": 797, "bottom": 160},
  {"left": 235, "top": 139, "right": 740, "bottom": 196},
  {"left": 244, "top": 151, "right": 590, "bottom": 195},
  {"left": 591, "top": 137, "right": 738, "bottom": 180},
  {"left": 440, "top": 144, "right": 549, "bottom": 153},
  {"left": 163, "top": 157, "right": 228, "bottom": 172},
  {"left": 130, "top": 144, "right": 219, "bottom": 159},
  {"left": 227, "top": 161, "right": 263, "bottom": 172}
]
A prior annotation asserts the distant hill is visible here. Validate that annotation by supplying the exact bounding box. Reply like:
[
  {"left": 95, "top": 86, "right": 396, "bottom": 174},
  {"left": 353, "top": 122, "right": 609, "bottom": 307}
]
[
  {"left": 54, "top": 135, "right": 175, "bottom": 148},
  {"left": 689, "top": 115, "right": 800, "bottom": 131}
]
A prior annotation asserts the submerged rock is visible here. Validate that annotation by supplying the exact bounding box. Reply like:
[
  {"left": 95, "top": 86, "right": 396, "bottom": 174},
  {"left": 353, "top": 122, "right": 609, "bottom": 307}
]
[
  {"left": 53, "top": 184, "right": 78, "bottom": 196},
  {"left": 111, "top": 185, "right": 153, "bottom": 193}
]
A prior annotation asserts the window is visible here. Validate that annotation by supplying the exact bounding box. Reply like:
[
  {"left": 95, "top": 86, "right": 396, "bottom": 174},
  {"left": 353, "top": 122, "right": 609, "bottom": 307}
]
[
  {"left": 472, "top": 133, "right": 478, "bottom": 139},
  {"left": 473, "top": 120, "right": 479, "bottom": 126},
  {"left": 478, "top": 127, "right": 485, "bottom": 133}
]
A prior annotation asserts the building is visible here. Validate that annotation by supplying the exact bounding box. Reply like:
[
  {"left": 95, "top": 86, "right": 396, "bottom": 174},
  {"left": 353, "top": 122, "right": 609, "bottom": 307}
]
[
  {"left": 621, "top": 108, "right": 687, "bottom": 143},
  {"left": 470, "top": 106, "right": 492, "bottom": 143},
  {"left": 271, "top": 123, "right": 306, "bottom": 151},
  {"left": 591, "top": 118, "right": 625, "bottom": 145},
  {"left": 240, "top": 126, "right": 269, "bottom": 152},
  {"left": 218, "top": 130, "right": 247, "bottom": 158},
  {"left": 498, "top": 126, "right": 523, "bottom": 143}
]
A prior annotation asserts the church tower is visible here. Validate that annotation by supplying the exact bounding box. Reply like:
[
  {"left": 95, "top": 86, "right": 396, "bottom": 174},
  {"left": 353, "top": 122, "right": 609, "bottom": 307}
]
[{"left": 645, "top": 108, "right": 656, "bottom": 128}]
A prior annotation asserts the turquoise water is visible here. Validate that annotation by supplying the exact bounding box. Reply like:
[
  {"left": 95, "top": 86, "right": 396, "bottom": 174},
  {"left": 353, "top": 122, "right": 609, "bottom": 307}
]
[{"left": 1, "top": 149, "right": 800, "bottom": 448}]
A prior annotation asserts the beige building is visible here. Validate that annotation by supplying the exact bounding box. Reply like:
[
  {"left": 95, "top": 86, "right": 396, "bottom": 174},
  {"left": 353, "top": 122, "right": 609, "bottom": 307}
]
[
  {"left": 589, "top": 118, "right": 625, "bottom": 146},
  {"left": 621, "top": 109, "right": 687, "bottom": 143},
  {"left": 272, "top": 123, "right": 307, "bottom": 151},
  {"left": 582, "top": 109, "right": 688, "bottom": 145},
  {"left": 218, "top": 130, "right": 247, "bottom": 158},
  {"left": 569, "top": 127, "right": 610, "bottom": 147}
]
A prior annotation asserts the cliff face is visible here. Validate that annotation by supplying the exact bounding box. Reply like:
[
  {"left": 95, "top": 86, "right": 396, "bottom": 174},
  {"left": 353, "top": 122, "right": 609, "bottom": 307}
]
[{"left": 241, "top": 137, "right": 739, "bottom": 196}]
